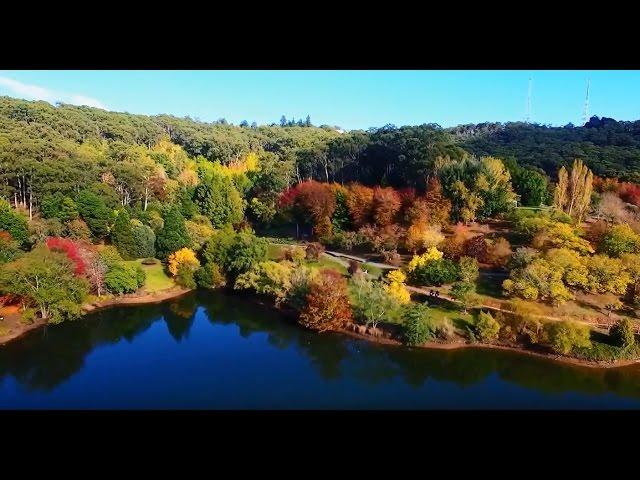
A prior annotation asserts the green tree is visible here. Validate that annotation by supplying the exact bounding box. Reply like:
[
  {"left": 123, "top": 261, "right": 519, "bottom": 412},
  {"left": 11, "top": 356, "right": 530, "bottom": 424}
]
[
  {"left": 610, "top": 318, "right": 636, "bottom": 349},
  {"left": 194, "top": 173, "right": 244, "bottom": 228},
  {"left": 156, "top": 205, "right": 191, "bottom": 259},
  {"left": 0, "top": 199, "right": 29, "bottom": 246},
  {"left": 111, "top": 210, "right": 137, "bottom": 260},
  {"left": 402, "top": 303, "right": 433, "bottom": 346},
  {"left": 475, "top": 311, "right": 500, "bottom": 341},
  {"left": 76, "top": 190, "right": 112, "bottom": 240},
  {"left": 0, "top": 246, "right": 88, "bottom": 323},
  {"left": 104, "top": 262, "right": 146, "bottom": 294},
  {"left": 545, "top": 320, "right": 592, "bottom": 355},
  {"left": 130, "top": 219, "right": 156, "bottom": 258},
  {"left": 450, "top": 281, "right": 476, "bottom": 313},
  {"left": 202, "top": 228, "right": 268, "bottom": 280},
  {"left": 351, "top": 273, "right": 401, "bottom": 329}
]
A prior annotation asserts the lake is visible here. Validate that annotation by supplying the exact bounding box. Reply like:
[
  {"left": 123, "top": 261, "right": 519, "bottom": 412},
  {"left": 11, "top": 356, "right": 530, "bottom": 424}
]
[{"left": 2, "top": 291, "right": 640, "bottom": 409}]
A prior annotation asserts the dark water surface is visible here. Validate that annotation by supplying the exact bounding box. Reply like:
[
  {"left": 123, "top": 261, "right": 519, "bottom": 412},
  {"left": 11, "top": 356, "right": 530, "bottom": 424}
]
[{"left": 2, "top": 291, "right": 640, "bottom": 409}]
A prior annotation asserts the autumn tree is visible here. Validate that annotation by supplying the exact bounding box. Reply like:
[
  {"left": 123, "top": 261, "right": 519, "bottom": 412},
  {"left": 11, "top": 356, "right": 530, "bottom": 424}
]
[
  {"left": 299, "top": 269, "right": 352, "bottom": 332},
  {"left": 346, "top": 183, "right": 374, "bottom": 228},
  {"left": 293, "top": 180, "right": 336, "bottom": 238},
  {"left": 372, "top": 186, "right": 401, "bottom": 227},
  {"left": 553, "top": 159, "right": 593, "bottom": 222}
]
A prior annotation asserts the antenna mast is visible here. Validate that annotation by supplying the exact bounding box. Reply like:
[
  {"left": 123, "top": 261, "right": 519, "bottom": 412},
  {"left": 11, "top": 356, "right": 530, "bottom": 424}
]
[
  {"left": 582, "top": 78, "right": 591, "bottom": 125},
  {"left": 525, "top": 77, "right": 532, "bottom": 123}
]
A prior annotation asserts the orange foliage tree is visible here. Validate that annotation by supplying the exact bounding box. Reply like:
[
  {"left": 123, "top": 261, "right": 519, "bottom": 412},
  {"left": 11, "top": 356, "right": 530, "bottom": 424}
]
[
  {"left": 293, "top": 180, "right": 337, "bottom": 238},
  {"left": 298, "top": 269, "right": 353, "bottom": 332},
  {"left": 346, "top": 184, "right": 374, "bottom": 228},
  {"left": 423, "top": 178, "right": 452, "bottom": 226},
  {"left": 372, "top": 186, "right": 401, "bottom": 227}
]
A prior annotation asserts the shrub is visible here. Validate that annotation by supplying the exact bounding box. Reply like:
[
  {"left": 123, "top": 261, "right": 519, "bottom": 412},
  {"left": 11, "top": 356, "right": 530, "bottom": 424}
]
[
  {"left": 475, "top": 311, "right": 500, "bottom": 342},
  {"left": 545, "top": 320, "right": 592, "bottom": 355},
  {"left": 401, "top": 303, "right": 432, "bottom": 346},
  {"left": 381, "top": 249, "right": 402, "bottom": 267},
  {"left": 347, "top": 259, "right": 360, "bottom": 276},
  {"left": 66, "top": 218, "right": 92, "bottom": 241},
  {"left": 408, "top": 258, "right": 459, "bottom": 286},
  {"left": 599, "top": 223, "right": 640, "bottom": 257},
  {"left": 610, "top": 318, "right": 636, "bottom": 349},
  {"left": 280, "top": 246, "right": 305, "bottom": 264},
  {"left": 195, "top": 262, "right": 226, "bottom": 289},
  {"left": 176, "top": 263, "right": 197, "bottom": 289},
  {"left": 305, "top": 242, "right": 325, "bottom": 261},
  {"left": 299, "top": 269, "right": 352, "bottom": 332},
  {"left": 435, "top": 318, "right": 455, "bottom": 340},
  {"left": 104, "top": 262, "right": 145, "bottom": 294}
]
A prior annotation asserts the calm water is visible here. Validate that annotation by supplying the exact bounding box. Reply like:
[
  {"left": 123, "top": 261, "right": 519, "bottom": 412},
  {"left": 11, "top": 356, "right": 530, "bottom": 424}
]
[{"left": 2, "top": 291, "right": 640, "bottom": 409}]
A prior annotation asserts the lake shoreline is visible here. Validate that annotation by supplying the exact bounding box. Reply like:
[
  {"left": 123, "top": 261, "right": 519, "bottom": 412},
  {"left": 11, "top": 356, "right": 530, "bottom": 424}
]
[
  {"left": 2, "top": 287, "right": 640, "bottom": 369},
  {"left": 0, "top": 287, "right": 193, "bottom": 347},
  {"left": 336, "top": 325, "right": 640, "bottom": 369}
]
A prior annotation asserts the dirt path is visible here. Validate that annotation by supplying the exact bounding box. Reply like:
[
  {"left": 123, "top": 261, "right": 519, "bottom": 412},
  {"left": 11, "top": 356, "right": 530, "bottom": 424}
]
[{"left": 321, "top": 247, "right": 613, "bottom": 331}]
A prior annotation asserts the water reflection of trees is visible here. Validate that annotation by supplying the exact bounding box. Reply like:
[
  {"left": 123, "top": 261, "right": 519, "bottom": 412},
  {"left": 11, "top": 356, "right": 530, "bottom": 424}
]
[
  {"left": 0, "top": 305, "right": 161, "bottom": 392},
  {"left": 3, "top": 290, "right": 640, "bottom": 401}
]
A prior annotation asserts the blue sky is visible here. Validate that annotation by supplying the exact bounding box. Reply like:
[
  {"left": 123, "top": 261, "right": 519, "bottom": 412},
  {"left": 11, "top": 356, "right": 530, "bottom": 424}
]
[{"left": 0, "top": 70, "right": 639, "bottom": 130}]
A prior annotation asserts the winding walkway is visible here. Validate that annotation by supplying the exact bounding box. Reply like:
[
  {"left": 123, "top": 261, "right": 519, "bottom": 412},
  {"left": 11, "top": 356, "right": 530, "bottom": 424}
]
[{"left": 321, "top": 249, "right": 620, "bottom": 332}]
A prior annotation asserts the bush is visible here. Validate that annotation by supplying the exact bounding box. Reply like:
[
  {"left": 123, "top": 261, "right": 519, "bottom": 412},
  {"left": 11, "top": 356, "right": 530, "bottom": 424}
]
[
  {"left": 610, "top": 318, "right": 636, "bottom": 349},
  {"left": 104, "top": 262, "right": 145, "bottom": 294},
  {"left": 475, "top": 311, "right": 500, "bottom": 342},
  {"left": 545, "top": 320, "right": 592, "bottom": 355},
  {"left": 280, "top": 246, "right": 305, "bottom": 264},
  {"left": 195, "top": 263, "right": 227, "bottom": 289},
  {"left": 401, "top": 303, "right": 433, "bottom": 346},
  {"left": 435, "top": 318, "right": 455, "bottom": 340},
  {"left": 381, "top": 249, "right": 402, "bottom": 267},
  {"left": 347, "top": 259, "right": 360, "bottom": 276},
  {"left": 409, "top": 258, "right": 459, "bottom": 286},
  {"left": 175, "top": 262, "right": 197, "bottom": 289},
  {"left": 305, "top": 242, "right": 325, "bottom": 261}
]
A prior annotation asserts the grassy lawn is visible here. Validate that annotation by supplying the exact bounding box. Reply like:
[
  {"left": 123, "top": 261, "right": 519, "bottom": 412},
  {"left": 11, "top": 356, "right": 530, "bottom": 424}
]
[
  {"left": 124, "top": 259, "right": 175, "bottom": 293},
  {"left": 267, "top": 243, "right": 287, "bottom": 260}
]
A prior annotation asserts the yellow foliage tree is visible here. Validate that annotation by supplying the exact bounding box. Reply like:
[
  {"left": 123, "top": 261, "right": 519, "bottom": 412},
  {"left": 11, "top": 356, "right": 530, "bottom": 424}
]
[
  {"left": 168, "top": 247, "right": 200, "bottom": 276},
  {"left": 553, "top": 159, "right": 593, "bottom": 222},
  {"left": 407, "top": 247, "right": 444, "bottom": 272},
  {"left": 384, "top": 270, "right": 411, "bottom": 304},
  {"left": 405, "top": 222, "right": 444, "bottom": 253}
]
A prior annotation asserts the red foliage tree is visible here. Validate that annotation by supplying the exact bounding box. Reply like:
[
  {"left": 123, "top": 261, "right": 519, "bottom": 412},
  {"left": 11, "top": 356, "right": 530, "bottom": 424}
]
[
  {"left": 299, "top": 268, "right": 353, "bottom": 332},
  {"left": 293, "top": 181, "right": 336, "bottom": 238},
  {"left": 45, "top": 237, "right": 86, "bottom": 276},
  {"left": 618, "top": 182, "right": 640, "bottom": 207},
  {"left": 372, "top": 186, "right": 402, "bottom": 227},
  {"left": 463, "top": 235, "right": 489, "bottom": 262}
]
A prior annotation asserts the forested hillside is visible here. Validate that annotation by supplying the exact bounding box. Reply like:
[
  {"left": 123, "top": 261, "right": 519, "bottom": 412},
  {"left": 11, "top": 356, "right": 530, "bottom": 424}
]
[{"left": 451, "top": 117, "right": 640, "bottom": 181}]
